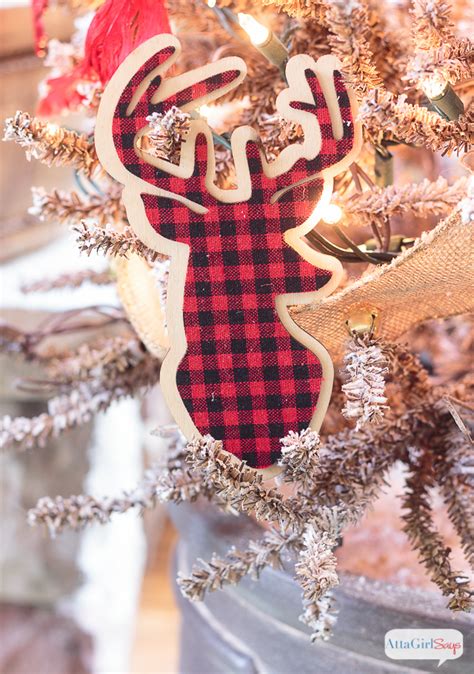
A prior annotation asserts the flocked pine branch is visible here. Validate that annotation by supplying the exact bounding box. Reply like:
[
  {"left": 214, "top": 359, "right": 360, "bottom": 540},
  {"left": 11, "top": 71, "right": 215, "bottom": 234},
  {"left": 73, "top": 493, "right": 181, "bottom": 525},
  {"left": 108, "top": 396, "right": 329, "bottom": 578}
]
[
  {"left": 0, "top": 351, "right": 160, "bottom": 452},
  {"left": 28, "top": 465, "right": 164, "bottom": 536},
  {"left": 278, "top": 428, "right": 321, "bottom": 488},
  {"left": 308, "top": 376, "right": 473, "bottom": 509},
  {"left": 29, "top": 430, "right": 226, "bottom": 537},
  {"left": 1, "top": 385, "right": 117, "bottom": 452},
  {"left": 153, "top": 465, "right": 204, "bottom": 504},
  {"left": 317, "top": 0, "right": 472, "bottom": 154},
  {"left": 430, "top": 393, "right": 474, "bottom": 568},
  {"left": 21, "top": 268, "right": 113, "bottom": 294},
  {"left": 266, "top": 0, "right": 406, "bottom": 93},
  {"left": 46, "top": 335, "right": 146, "bottom": 383},
  {"left": 178, "top": 527, "right": 302, "bottom": 601},
  {"left": 151, "top": 427, "right": 210, "bottom": 506},
  {"left": 178, "top": 503, "right": 361, "bottom": 640},
  {"left": 360, "top": 92, "right": 473, "bottom": 155},
  {"left": 73, "top": 221, "right": 166, "bottom": 264},
  {"left": 410, "top": 0, "right": 455, "bottom": 49},
  {"left": 406, "top": 40, "right": 474, "bottom": 86},
  {"left": 261, "top": 0, "right": 327, "bottom": 21},
  {"left": 340, "top": 176, "right": 469, "bottom": 226},
  {"left": 362, "top": 0, "right": 410, "bottom": 93},
  {"left": 341, "top": 336, "right": 389, "bottom": 429},
  {"left": 383, "top": 340, "right": 431, "bottom": 406},
  {"left": 30, "top": 186, "right": 125, "bottom": 226},
  {"left": 433, "top": 428, "right": 474, "bottom": 571},
  {"left": 186, "top": 436, "right": 303, "bottom": 528},
  {"left": 295, "top": 520, "right": 340, "bottom": 641},
  {"left": 3, "top": 111, "right": 99, "bottom": 176},
  {"left": 296, "top": 505, "right": 370, "bottom": 641},
  {"left": 141, "top": 106, "right": 191, "bottom": 164},
  {"left": 324, "top": 0, "right": 384, "bottom": 99},
  {"left": 133, "top": 427, "right": 256, "bottom": 513},
  {"left": 402, "top": 447, "right": 473, "bottom": 612},
  {"left": 28, "top": 458, "right": 202, "bottom": 537}
]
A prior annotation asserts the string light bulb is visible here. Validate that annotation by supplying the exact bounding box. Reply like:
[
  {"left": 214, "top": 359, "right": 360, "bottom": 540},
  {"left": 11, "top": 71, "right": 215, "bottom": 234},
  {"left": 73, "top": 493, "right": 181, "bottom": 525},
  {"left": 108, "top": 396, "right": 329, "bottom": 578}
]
[
  {"left": 193, "top": 105, "right": 232, "bottom": 150},
  {"left": 420, "top": 71, "right": 465, "bottom": 121},
  {"left": 238, "top": 13, "right": 270, "bottom": 46},
  {"left": 206, "top": 0, "right": 216, "bottom": 7},
  {"left": 237, "top": 13, "right": 288, "bottom": 70},
  {"left": 420, "top": 71, "right": 448, "bottom": 99},
  {"left": 196, "top": 104, "right": 213, "bottom": 120},
  {"left": 45, "top": 122, "right": 60, "bottom": 139},
  {"left": 321, "top": 203, "right": 343, "bottom": 225}
]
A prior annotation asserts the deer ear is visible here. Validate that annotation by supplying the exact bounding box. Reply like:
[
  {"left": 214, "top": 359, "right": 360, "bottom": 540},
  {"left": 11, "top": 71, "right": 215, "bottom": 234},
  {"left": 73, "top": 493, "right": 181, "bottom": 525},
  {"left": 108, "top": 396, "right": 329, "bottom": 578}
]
[
  {"left": 96, "top": 34, "right": 180, "bottom": 180},
  {"left": 332, "top": 70, "right": 354, "bottom": 141},
  {"left": 151, "top": 57, "right": 246, "bottom": 112},
  {"left": 124, "top": 44, "right": 179, "bottom": 115},
  {"left": 287, "top": 66, "right": 352, "bottom": 143},
  {"left": 99, "top": 34, "right": 181, "bottom": 117}
]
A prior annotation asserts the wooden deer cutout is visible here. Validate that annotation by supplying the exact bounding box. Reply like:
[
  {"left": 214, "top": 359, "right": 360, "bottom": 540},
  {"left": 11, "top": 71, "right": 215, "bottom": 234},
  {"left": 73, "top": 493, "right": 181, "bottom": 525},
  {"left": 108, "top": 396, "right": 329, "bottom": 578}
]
[{"left": 96, "top": 35, "right": 361, "bottom": 469}]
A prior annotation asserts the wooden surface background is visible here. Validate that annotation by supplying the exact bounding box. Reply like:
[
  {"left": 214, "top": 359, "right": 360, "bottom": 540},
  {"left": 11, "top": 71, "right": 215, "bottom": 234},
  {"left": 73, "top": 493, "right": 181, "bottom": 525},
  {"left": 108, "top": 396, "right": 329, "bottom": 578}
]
[{"left": 131, "top": 521, "right": 180, "bottom": 674}]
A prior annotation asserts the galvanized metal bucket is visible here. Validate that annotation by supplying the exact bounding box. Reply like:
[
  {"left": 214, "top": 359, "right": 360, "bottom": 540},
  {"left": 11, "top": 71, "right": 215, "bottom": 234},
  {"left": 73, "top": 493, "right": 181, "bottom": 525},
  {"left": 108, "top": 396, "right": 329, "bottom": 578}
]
[{"left": 171, "top": 503, "right": 473, "bottom": 674}]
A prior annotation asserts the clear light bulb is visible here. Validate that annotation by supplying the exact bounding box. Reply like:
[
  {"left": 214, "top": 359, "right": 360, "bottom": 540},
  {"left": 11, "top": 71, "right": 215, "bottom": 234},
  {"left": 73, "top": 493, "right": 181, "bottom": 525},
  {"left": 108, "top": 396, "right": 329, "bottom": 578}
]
[
  {"left": 238, "top": 13, "right": 270, "bottom": 47},
  {"left": 420, "top": 71, "right": 448, "bottom": 99},
  {"left": 46, "top": 122, "right": 60, "bottom": 135},
  {"left": 195, "top": 104, "right": 226, "bottom": 129},
  {"left": 197, "top": 104, "right": 212, "bottom": 119},
  {"left": 321, "top": 203, "right": 343, "bottom": 225}
]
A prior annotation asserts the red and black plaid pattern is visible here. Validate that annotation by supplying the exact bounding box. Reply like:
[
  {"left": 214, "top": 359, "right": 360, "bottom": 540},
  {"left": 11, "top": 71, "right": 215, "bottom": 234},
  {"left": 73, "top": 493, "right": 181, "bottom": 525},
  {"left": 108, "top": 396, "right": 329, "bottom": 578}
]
[{"left": 110, "top": 43, "right": 355, "bottom": 467}]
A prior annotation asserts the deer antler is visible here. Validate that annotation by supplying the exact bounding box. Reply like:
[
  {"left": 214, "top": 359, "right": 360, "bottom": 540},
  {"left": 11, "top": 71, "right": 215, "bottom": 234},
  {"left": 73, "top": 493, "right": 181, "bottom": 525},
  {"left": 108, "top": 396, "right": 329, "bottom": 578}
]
[{"left": 97, "top": 35, "right": 358, "bottom": 212}]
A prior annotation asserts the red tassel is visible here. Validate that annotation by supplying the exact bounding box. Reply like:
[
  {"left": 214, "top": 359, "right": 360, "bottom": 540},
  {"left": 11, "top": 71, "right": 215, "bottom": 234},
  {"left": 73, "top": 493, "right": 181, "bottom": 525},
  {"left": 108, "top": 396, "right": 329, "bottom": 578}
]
[
  {"left": 35, "top": 0, "right": 170, "bottom": 115},
  {"left": 81, "top": 0, "right": 171, "bottom": 83},
  {"left": 37, "top": 73, "right": 88, "bottom": 116}
]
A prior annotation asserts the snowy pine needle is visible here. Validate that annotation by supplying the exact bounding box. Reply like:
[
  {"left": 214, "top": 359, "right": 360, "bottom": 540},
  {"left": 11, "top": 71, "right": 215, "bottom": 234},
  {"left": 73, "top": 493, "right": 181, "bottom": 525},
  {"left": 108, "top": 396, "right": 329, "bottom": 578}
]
[
  {"left": 178, "top": 528, "right": 301, "bottom": 601},
  {"left": 341, "top": 337, "right": 389, "bottom": 429},
  {"left": 27, "top": 463, "right": 199, "bottom": 537},
  {"left": 295, "top": 520, "right": 340, "bottom": 641},
  {"left": 74, "top": 221, "right": 165, "bottom": 264},
  {"left": 141, "top": 106, "right": 191, "bottom": 163},
  {"left": 3, "top": 111, "right": 99, "bottom": 176},
  {"left": 186, "top": 435, "right": 301, "bottom": 527},
  {"left": 279, "top": 428, "right": 320, "bottom": 487}
]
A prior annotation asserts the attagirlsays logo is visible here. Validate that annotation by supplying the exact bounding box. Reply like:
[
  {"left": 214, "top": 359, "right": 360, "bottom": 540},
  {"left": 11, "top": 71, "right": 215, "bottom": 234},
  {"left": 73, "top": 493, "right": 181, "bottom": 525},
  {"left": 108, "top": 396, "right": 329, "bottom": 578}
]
[{"left": 385, "top": 628, "right": 464, "bottom": 667}]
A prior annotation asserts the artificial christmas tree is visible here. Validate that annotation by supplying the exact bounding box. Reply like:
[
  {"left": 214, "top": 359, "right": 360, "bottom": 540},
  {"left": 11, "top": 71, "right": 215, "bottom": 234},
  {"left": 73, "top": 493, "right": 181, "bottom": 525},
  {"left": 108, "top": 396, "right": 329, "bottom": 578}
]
[{"left": 1, "top": 0, "right": 473, "bottom": 668}]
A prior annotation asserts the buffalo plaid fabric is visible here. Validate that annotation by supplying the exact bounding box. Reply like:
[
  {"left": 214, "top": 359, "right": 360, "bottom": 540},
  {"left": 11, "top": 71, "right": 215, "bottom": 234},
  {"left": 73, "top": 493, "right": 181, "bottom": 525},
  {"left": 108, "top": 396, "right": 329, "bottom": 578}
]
[{"left": 111, "top": 44, "right": 355, "bottom": 467}]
